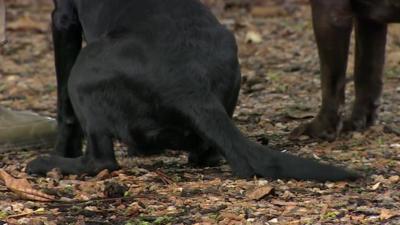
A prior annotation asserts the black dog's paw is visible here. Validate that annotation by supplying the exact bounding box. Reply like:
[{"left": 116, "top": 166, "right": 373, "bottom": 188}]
[
  {"left": 26, "top": 155, "right": 120, "bottom": 176},
  {"left": 231, "top": 163, "right": 255, "bottom": 179},
  {"left": 188, "top": 150, "right": 224, "bottom": 167},
  {"left": 26, "top": 156, "right": 55, "bottom": 175}
]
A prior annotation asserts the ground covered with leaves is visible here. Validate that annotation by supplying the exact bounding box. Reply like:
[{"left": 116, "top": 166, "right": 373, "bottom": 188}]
[{"left": 1, "top": 0, "right": 400, "bottom": 224}]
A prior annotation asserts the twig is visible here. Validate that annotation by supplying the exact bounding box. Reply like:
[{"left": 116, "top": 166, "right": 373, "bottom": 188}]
[
  {"left": 7, "top": 211, "right": 57, "bottom": 219},
  {"left": 155, "top": 170, "right": 175, "bottom": 185},
  {"left": 48, "top": 195, "right": 163, "bottom": 207}
]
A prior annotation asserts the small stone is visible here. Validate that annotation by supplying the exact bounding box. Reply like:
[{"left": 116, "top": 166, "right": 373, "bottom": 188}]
[{"left": 250, "top": 83, "right": 264, "bottom": 91}]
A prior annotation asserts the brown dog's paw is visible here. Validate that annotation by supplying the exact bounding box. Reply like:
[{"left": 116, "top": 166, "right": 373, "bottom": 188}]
[
  {"left": 343, "top": 112, "right": 376, "bottom": 132},
  {"left": 289, "top": 118, "right": 339, "bottom": 141}
]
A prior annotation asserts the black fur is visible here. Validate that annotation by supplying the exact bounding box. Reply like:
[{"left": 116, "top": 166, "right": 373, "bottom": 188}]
[{"left": 26, "top": 0, "right": 360, "bottom": 181}]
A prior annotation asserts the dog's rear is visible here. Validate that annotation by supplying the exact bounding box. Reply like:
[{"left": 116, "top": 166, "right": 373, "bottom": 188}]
[{"left": 28, "top": 0, "right": 360, "bottom": 181}]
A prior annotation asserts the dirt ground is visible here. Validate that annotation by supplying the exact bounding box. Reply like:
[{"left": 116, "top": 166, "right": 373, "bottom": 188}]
[{"left": 1, "top": 0, "right": 400, "bottom": 224}]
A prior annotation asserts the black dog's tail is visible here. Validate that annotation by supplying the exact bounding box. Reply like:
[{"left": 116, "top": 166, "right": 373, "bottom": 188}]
[{"left": 175, "top": 96, "right": 360, "bottom": 181}]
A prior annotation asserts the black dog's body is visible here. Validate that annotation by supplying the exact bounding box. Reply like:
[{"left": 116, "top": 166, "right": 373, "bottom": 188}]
[{"left": 27, "top": 0, "right": 358, "bottom": 181}]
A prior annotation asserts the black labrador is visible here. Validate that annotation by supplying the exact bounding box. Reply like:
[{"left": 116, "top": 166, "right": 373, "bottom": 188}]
[
  {"left": 291, "top": 0, "right": 400, "bottom": 140},
  {"left": 26, "top": 0, "right": 359, "bottom": 181}
]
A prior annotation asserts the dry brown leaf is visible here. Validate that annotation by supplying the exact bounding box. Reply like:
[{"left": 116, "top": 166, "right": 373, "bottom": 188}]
[
  {"left": 380, "top": 209, "right": 399, "bottom": 220},
  {"left": 7, "top": 15, "right": 47, "bottom": 32},
  {"left": 336, "top": 181, "right": 348, "bottom": 189},
  {"left": 219, "top": 212, "right": 244, "bottom": 224},
  {"left": 350, "top": 214, "right": 365, "bottom": 222},
  {"left": 0, "top": 169, "right": 55, "bottom": 202},
  {"left": 282, "top": 205, "right": 298, "bottom": 215},
  {"left": 285, "top": 106, "right": 315, "bottom": 120},
  {"left": 246, "top": 185, "right": 274, "bottom": 200},
  {"left": 388, "top": 175, "right": 399, "bottom": 183},
  {"left": 251, "top": 6, "right": 286, "bottom": 18},
  {"left": 46, "top": 168, "right": 62, "bottom": 180},
  {"left": 271, "top": 199, "right": 297, "bottom": 206},
  {"left": 93, "top": 169, "right": 111, "bottom": 181}
]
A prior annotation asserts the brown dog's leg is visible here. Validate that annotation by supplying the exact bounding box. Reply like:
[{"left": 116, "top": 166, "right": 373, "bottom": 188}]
[
  {"left": 291, "top": 0, "right": 353, "bottom": 141},
  {"left": 344, "top": 18, "right": 387, "bottom": 131}
]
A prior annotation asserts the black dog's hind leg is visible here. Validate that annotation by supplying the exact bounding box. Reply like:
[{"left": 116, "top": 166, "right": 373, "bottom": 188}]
[
  {"left": 80, "top": 130, "right": 120, "bottom": 174},
  {"left": 188, "top": 144, "right": 223, "bottom": 167},
  {"left": 52, "top": 0, "right": 84, "bottom": 157},
  {"left": 188, "top": 68, "right": 241, "bottom": 168}
]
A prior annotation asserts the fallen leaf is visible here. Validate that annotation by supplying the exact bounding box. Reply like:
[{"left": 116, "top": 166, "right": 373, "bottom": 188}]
[
  {"left": 350, "top": 214, "right": 365, "bottom": 222},
  {"left": 93, "top": 169, "right": 111, "bottom": 181},
  {"left": 285, "top": 109, "right": 315, "bottom": 120},
  {"left": 352, "top": 132, "right": 364, "bottom": 140},
  {"left": 0, "top": 169, "right": 55, "bottom": 202},
  {"left": 245, "top": 30, "right": 263, "bottom": 44},
  {"left": 312, "top": 153, "right": 321, "bottom": 160},
  {"left": 371, "top": 182, "right": 381, "bottom": 191},
  {"left": 271, "top": 199, "right": 297, "bottom": 206},
  {"left": 251, "top": 6, "right": 286, "bottom": 18},
  {"left": 388, "top": 175, "right": 399, "bottom": 183},
  {"left": 246, "top": 185, "right": 274, "bottom": 200},
  {"left": 380, "top": 209, "right": 398, "bottom": 220},
  {"left": 268, "top": 218, "right": 279, "bottom": 223},
  {"left": 325, "top": 182, "right": 335, "bottom": 188},
  {"left": 219, "top": 212, "right": 244, "bottom": 223},
  {"left": 336, "top": 181, "right": 348, "bottom": 189},
  {"left": 7, "top": 15, "right": 47, "bottom": 32}
]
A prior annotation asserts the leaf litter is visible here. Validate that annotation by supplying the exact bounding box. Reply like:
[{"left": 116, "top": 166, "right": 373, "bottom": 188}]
[{"left": 0, "top": 0, "right": 400, "bottom": 224}]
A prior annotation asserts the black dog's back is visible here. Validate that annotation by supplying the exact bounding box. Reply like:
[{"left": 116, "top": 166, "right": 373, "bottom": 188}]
[
  {"left": 27, "top": 0, "right": 360, "bottom": 181},
  {"left": 70, "top": 0, "right": 240, "bottom": 111},
  {"left": 71, "top": 0, "right": 220, "bottom": 43}
]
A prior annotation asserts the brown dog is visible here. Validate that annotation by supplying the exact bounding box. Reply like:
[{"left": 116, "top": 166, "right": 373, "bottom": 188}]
[{"left": 291, "top": 0, "right": 400, "bottom": 140}]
